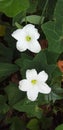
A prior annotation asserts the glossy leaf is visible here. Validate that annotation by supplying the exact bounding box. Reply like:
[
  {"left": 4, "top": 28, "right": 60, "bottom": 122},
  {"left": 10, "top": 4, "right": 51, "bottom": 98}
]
[
  {"left": 27, "top": 119, "right": 40, "bottom": 130},
  {"left": 42, "top": 21, "right": 63, "bottom": 53},
  {"left": 0, "top": 0, "right": 29, "bottom": 17},
  {"left": 0, "top": 63, "right": 18, "bottom": 79}
]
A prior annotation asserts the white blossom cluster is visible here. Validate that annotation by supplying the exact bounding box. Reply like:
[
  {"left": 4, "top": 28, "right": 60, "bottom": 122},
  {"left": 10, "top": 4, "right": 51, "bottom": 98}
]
[{"left": 11, "top": 24, "right": 51, "bottom": 101}]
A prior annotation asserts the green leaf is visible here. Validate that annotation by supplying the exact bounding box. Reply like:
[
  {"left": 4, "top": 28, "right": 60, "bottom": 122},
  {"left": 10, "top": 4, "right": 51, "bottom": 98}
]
[
  {"left": 49, "top": 92, "right": 63, "bottom": 103},
  {"left": 38, "top": 0, "right": 46, "bottom": 12},
  {"left": 0, "top": 43, "right": 13, "bottom": 62},
  {"left": 10, "top": 117, "right": 26, "bottom": 130},
  {"left": 21, "top": 15, "right": 41, "bottom": 24},
  {"left": 52, "top": 67, "right": 62, "bottom": 79},
  {"left": 13, "top": 98, "right": 42, "bottom": 118},
  {"left": 20, "top": 51, "right": 47, "bottom": 78},
  {"left": 34, "top": 50, "right": 47, "bottom": 65},
  {"left": 0, "top": 63, "right": 18, "bottom": 80},
  {"left": 16, "top": 51, "right": 56, "bottom": 84},
  {"left": 0, "top": 95, "right": 6, "bottom": 104},
  {"left": 5, "top": 83, "right": 25, "bottom": 106},
  {"left": 54, "top": 0, "right": 63, "bottom": 22},
  {"left": 55, "top": 124, "right": 63, "bottom": 130},
  {"left": 49, "top": 67, "right": 63, "bottom": 102},
  {"left": 0, "top": 95, "right": 9, "bottom": 114},
  {"left": 27, "top": 119, "right": 40, "bottom": 130},
  {"left": 42, "top": 21, "right": 63, "bottom": 53},
  {"left": 46, "top": 0, "right": 57, "bottom": 19},
  {"left": 15, "top": 52, "right": 33, "bottom": 68},
  {"left": 0, "top": 0, "right": 29, "bottom": 17},
  {"left": 45, "top": 50, "right": 59, "bottom": 64},
  {"left": 51, "top": 76, "right": 63, "bottom": 94},
  {"left": 41, "top": 116, "right": 53, "bottom": 130},
  {"left": 0, "top": 103, "right": 9, "bottom": 114},
  {"left": 37, "top": 94, "right": 50, "bottom": 105},
  {"left": 13, "top": 12, "right": 25, "bottom": 26},
  {"left": 27, "top": 0, "right": 38, "bottom": 13}
]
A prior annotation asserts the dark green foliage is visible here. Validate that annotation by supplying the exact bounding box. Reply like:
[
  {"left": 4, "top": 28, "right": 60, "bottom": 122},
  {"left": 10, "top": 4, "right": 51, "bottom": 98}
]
[{"left": 0, "top": 0, "right": 63, "bottom": 130}]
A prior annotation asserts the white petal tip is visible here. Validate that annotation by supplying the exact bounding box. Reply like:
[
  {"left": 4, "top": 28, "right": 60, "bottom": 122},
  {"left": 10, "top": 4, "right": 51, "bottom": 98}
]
[
  {"left": 47, "top": 87, "right": 51, "bottom": 94},
  {"left": 32, "top": 45, "right": 41, "bottom": 53},
  {"left": 27, "top": 97, "right": 37, "bottom": 101}
]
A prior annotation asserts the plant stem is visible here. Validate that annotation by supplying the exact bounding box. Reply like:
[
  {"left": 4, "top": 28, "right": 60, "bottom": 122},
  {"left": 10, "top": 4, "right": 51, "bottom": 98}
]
[{"left": 39, "top": 0, "right": 49, "bottom": 25}]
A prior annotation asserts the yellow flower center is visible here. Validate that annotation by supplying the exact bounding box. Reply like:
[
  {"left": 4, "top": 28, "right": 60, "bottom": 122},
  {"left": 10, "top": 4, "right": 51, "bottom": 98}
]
[
  {"left": 31, "top": 79, "right": 37, "bottom": 85},
  {"left": 26, "top": 36, "right": 31, "bottom": 42}
]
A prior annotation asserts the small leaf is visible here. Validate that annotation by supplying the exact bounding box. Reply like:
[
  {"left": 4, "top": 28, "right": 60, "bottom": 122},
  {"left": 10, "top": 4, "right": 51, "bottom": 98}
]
[
  {"left": 55, "top": 124, "right": 63, "bottom": 130},
  {"left": 21, "top": 15, "right": 41, "bottom": 24},
  {"left": 27, "top": 119, "right": 40, "bottom": 130}
]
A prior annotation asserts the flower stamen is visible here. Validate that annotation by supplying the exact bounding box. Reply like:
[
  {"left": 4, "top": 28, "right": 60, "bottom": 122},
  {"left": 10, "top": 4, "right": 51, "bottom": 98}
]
[
  {"left": 31, "top": 79, "right": 37, "bottom": 85},
  {"left": 26, "top": 36, "right": 31, "bottom": 42}
]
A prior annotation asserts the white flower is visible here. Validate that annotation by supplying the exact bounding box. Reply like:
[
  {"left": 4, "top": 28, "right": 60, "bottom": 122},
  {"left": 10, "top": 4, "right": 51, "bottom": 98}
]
[
  {"left": 19, "top": 69, "right": 51, "bottom": 101},
  {"left": 11, "top": 24, "right": 41, "bottom": 53}
]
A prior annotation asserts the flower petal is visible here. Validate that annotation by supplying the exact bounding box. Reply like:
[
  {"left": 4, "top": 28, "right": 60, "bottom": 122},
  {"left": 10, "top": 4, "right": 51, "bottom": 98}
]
[
  {"left": 27, "top": 87, "right": 38, "bottom": 101},
  {"left": 32, "top": 28, "right": 40, "bottom": 39},
  {"left": 39, "top": 82, "right": 51, "bottom": 94},
  {"left": 11, "top": 29, "right": 23, "bottom": 41},
  {"left": 28, "top": 40, "right": 41, "bottom": 53},
  {"left": 26, "top": 69, "right": 37, "bottom": 80},
  {"left": 19, "top": 79, "right": 30, "bottom": 91},
  {"left": 23, "top": 24, "right": 35, "bottom": 30},
  {"left": 23, "top": 24, "right": 40, "bottom": 40},
  {"left": 38, "top": 71, "right": 48, "bottom": 82},
  {"left": 16, "top": 41, "right": 27, "bottom": 52}
]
